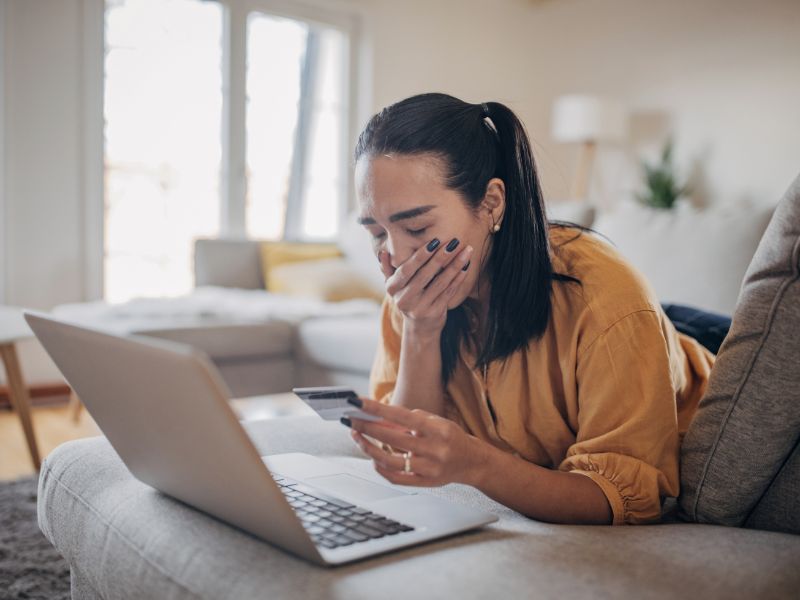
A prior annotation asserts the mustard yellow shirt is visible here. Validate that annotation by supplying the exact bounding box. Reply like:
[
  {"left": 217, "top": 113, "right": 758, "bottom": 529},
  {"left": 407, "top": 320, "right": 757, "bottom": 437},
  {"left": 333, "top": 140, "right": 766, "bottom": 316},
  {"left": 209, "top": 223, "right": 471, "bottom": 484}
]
[{"left": 369, "top": 226, "right": 715, "bottom": 525}]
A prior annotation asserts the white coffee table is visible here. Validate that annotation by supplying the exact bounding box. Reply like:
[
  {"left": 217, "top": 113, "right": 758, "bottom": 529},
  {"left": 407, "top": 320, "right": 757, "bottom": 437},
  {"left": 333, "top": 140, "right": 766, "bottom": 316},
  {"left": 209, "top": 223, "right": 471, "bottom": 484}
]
[{"left": 0, "top": 305, "right": 40, "bottom": 469}]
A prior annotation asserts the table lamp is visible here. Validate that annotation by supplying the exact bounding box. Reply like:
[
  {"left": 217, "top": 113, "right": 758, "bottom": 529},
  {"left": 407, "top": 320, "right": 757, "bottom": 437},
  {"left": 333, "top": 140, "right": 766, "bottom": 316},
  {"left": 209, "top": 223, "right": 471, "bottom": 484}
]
[{"left": 551, "top": 94, "right": 628, "bottom": 201}]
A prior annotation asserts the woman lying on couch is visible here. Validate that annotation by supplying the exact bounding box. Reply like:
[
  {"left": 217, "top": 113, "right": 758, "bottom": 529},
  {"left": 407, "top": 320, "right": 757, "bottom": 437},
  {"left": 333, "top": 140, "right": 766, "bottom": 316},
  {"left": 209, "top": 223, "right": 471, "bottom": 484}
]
[{"left": 339, "top": 92, "right": 716, "bottom": 526}]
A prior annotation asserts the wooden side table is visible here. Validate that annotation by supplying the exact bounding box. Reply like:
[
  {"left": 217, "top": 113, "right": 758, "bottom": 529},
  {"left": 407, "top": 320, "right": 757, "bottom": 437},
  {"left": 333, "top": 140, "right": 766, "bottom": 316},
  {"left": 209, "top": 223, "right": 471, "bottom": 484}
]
[{"left": 0, "top": 306, "right": 41, "bottom": 470}]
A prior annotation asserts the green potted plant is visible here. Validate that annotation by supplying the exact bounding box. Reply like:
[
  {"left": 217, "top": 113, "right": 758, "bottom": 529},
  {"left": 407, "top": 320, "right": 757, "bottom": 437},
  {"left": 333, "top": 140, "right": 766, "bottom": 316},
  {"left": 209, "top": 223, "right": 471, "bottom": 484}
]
[{"left": 635, "top": 139, "right": 690, "bottom": 209}]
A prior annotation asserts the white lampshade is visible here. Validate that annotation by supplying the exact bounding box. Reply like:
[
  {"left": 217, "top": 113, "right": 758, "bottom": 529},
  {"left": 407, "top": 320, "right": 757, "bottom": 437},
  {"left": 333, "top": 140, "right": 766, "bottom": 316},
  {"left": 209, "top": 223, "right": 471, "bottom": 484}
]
[{"left": 551, "top": 95, "right": 628, "bottom": 143}]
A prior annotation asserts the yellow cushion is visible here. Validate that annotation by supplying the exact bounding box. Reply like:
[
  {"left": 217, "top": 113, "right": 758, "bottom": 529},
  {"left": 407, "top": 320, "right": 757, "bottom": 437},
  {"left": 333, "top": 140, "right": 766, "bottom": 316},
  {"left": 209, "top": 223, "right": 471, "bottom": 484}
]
[
  {"left": 260, "top": 242, "right": 343, "bottom": 291},
  {"left": 268, "top": 257, "right": 384, "bottom": 302}
]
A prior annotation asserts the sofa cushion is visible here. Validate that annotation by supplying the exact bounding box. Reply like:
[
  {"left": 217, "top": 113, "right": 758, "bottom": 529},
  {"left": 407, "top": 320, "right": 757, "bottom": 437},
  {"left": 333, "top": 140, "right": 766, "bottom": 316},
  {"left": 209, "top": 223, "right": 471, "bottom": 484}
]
[
  {"left": 136, "top": 322, "right": 293, "bottom": 362},
  {"left": 592, "top": 199, "right": 774, "bottom": 315},
  {"left": 194, "top": 238, "right": 264, "bottom": 289},
  {"left": 294, "top": 314, "right": 381, "bottom": 375},
  {"left": 744, "top": 443, "right": 800, "bottom": 531},
  {"left": 679, "top": 173, "right": 800, "bottom": 534}
]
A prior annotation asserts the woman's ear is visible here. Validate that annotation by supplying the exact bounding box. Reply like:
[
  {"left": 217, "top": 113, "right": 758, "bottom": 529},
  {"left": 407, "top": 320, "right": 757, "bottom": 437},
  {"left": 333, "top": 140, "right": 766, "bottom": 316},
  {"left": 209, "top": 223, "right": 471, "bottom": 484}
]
[{"left": 481, "top": 177, "right": 506, "bottom": 229}]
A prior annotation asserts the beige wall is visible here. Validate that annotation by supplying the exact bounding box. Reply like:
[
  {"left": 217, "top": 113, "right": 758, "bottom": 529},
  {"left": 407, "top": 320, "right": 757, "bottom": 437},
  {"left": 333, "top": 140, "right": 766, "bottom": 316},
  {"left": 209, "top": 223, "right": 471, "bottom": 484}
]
[
  {"left": 1, "top": 0, "right": 799, "bottom": 383},
  {"left": 361, "top": 0, "right": 800, "bottom": 209}
]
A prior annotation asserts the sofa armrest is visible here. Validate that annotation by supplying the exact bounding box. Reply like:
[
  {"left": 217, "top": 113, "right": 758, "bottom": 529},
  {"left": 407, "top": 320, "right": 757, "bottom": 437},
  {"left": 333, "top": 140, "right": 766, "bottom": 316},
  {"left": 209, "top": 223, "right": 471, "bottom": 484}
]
[{"left": 194, "top": 238, "right": 264, "bottom": 289}]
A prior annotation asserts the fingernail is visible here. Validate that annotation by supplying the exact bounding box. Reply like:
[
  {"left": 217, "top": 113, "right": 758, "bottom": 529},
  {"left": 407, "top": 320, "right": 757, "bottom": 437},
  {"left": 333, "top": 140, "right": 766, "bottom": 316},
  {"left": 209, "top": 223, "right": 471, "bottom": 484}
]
[
  {"left": 462, "top": 260, "right": 470, "bottom": 271},
  {"left": 340, "top": 416, "right": 352, "bottom": 428},
  {"left": 426, "top": 238, "right": 440, "bottom": 252},
  {"left": 446, "top": 238, "right": 460, "bottom": 252},
  {"left": 347, "top": 397, "right": 363, "bottom": 408}
]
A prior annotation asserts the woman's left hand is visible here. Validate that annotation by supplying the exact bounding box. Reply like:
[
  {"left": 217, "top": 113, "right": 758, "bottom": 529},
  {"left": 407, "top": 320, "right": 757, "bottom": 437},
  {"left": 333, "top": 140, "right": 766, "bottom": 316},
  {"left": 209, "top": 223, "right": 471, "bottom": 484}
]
[{"left": 345, "top": 397, "right": 487, "bottom": 487}]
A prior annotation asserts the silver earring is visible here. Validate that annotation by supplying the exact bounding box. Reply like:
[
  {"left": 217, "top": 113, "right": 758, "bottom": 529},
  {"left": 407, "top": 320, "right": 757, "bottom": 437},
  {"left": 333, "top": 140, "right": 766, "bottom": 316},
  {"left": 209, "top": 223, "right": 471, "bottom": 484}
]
[{"left": 492, "top": 223, "right": 501, "bottom": 233}]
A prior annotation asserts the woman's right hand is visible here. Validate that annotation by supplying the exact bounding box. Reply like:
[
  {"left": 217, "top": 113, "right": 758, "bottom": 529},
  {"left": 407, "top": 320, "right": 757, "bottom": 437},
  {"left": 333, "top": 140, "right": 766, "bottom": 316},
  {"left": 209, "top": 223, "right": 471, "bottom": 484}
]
[{"left": 378, "top": 238, "right": 473, "bottom": 335}]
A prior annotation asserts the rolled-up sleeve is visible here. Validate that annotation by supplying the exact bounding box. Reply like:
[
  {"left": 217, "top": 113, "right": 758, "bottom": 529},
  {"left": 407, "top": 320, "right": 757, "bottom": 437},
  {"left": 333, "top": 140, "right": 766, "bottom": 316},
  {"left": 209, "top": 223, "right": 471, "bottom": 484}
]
[{"left": 558, "top": 309, "right": 681, "bottom": 525}]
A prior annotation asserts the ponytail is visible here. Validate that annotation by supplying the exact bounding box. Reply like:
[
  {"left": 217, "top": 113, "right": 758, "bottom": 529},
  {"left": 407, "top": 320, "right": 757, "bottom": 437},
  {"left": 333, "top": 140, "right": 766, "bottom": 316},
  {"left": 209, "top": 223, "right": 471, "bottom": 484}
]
[
  {"left": 476, "top": 101, "right": 554, "bottom": 369},
  {"left": 354, "top": 93, "right": 579, "bottom": 385}
]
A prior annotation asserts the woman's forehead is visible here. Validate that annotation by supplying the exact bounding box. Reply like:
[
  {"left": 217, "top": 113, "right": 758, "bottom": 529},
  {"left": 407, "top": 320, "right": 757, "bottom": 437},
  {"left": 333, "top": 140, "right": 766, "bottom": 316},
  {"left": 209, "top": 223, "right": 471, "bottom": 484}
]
[{"left": 355, "top": 154, "right": 450, "bottom": 219}]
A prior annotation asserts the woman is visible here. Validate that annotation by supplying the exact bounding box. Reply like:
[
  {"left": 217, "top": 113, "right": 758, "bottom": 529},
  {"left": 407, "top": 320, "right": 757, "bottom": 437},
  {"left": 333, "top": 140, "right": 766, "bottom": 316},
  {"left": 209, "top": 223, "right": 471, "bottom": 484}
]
[{"left": 340, "top": 92, "right": 714, "bottom": 525}]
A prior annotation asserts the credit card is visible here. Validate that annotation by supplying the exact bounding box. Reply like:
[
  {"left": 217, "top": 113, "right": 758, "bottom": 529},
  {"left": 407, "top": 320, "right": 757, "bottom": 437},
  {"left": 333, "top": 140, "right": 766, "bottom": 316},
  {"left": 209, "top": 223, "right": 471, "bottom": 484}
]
[{"left": 292, "top": 386, "right": 384, "bottom": 423}]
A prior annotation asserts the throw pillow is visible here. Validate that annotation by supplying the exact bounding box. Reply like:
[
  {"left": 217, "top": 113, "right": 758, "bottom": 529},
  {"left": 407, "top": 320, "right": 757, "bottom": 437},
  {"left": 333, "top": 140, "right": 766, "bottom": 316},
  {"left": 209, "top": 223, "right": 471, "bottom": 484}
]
[
  {"left": 744, "top": 445, "right": 800, "bottom": 532},
  {"left": 678, "top": 173, "right": 800, "bottom": 534},
  {"left": 260, "top": 242, "right": 343, "bottom": 291},
  {"left": 660, "top": 303, "right": 732, "bottom": 355},
  {"left": 267, "top": 257, "right": 384, "bottom": 303}
]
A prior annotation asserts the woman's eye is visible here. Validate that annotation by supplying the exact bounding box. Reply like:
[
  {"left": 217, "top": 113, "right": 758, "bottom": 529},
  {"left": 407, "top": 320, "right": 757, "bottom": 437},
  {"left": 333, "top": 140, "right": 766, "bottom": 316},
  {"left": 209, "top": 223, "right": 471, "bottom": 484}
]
[
  {"left": 407, "top": 227, "right": 427, "bottom": 237},
  {"left": 371, "top": 231, "right": 386, "bottom": 241}
]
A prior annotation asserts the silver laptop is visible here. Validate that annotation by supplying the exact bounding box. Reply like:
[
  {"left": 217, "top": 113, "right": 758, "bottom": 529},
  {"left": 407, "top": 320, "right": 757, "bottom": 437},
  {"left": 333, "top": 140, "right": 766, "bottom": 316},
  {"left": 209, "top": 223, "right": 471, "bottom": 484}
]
[{"left": 24, "top": 311, "right": 497, "bottom": 566}]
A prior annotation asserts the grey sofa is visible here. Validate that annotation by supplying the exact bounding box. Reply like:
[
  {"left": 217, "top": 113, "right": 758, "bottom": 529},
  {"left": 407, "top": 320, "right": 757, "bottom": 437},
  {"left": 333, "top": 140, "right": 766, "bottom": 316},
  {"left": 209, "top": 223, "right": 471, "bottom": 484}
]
[
  {"left": 37, "top": 176, "right": 800, "bottom": 598},
  {"left": 38, "top": 416, "right": 800, "bottom": 599}
]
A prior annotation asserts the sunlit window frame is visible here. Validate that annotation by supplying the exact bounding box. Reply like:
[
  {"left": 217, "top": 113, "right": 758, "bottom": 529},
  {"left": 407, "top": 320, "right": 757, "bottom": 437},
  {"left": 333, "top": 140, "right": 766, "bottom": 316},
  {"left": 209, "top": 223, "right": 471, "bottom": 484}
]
[{"left": 82, "top": 0, "right": 364, "bottom": 302}]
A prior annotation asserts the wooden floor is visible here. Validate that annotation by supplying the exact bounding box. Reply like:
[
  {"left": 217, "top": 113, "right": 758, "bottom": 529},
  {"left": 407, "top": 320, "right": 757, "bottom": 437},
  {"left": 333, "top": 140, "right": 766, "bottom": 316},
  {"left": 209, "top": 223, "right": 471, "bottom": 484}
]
[
  {"left": 0, "top": 401, "right": 101, "bottom": 481},
  {"left": 0, "top": 393, "right": 313, "bottom": 482}
]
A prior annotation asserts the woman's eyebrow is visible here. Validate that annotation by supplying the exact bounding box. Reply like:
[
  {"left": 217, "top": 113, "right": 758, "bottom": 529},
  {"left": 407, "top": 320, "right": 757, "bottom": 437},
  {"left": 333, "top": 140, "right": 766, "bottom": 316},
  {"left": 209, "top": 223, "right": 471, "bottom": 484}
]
[{"left": 358, "top": 205, "right": 436, "bottom": 225}]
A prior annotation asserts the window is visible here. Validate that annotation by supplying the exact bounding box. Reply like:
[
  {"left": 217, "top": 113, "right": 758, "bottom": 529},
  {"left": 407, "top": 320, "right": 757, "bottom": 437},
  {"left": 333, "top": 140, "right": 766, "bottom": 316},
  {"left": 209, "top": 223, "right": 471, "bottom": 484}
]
[
  {"left": 246, "top": 14, "right": 348, "bottom": 241},
  {"left": 102, "top": 0, "right": 354, "bottom": 303},
  {"left": 104, "top": 0, "right": 223, "bottom": 303}
]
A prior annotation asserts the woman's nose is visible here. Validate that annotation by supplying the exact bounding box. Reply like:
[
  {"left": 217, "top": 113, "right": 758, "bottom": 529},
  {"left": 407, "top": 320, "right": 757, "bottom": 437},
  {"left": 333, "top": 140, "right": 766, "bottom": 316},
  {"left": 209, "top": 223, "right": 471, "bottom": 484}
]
[{"left": 385, "top": 237, "right": 414, "bottom": 270}]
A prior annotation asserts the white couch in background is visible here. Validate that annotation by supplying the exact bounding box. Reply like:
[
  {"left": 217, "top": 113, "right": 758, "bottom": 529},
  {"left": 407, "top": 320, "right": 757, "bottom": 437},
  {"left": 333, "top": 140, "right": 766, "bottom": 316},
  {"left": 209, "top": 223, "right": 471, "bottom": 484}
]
[
  {"left": 591, "top": 199, "right": 775, "bottom": 315},
  {"left": 53, "top": 215, "right": 387, "bottom": 398}
]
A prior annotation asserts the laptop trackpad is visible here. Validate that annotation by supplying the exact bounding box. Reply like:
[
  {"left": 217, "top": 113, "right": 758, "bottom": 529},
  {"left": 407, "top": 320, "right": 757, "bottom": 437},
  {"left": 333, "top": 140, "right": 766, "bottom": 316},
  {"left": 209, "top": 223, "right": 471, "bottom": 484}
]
[{"left": 305, "top": 473, "right": 412, "bottom": 502}]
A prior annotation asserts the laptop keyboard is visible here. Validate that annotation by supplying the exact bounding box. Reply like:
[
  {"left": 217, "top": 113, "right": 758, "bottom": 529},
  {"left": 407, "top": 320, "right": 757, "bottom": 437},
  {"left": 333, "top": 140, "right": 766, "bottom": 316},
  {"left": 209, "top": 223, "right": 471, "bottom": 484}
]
[{"left": 272, "top": 474, "right": 415, "bottom": 549}]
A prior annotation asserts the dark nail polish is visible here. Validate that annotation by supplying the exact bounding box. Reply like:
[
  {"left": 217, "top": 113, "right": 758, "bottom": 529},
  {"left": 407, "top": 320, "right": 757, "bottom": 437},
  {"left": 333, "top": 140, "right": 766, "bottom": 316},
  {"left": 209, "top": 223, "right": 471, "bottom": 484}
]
[
  {"left": 462, "top": 260, "right": 470, "bottom": 271},
  {"left": 426, "top": 238, "right": 440, "bottom": 252},
  {"left": 446, "top": 238, "right": 460, "bottom": 252},
  {"left": 340, "top": 416, "right": 352, "bottom": 428},
  {"left": 347, "top": 396, "right": 363, "bottom": 408}
]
